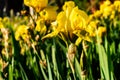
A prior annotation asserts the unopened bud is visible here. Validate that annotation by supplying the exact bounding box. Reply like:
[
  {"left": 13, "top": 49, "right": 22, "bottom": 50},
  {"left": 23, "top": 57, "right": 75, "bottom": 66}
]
[{"left": 67, "top": 43, "right": 77, "bottom": 62}]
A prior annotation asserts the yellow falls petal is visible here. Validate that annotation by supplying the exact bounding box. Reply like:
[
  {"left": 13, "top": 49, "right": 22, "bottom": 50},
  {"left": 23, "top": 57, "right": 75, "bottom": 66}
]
[
  {"left": 41, "top": 31, "right": 58, "bottom": 40},
  {"left": 97, "top": 26, "right": 106, "bottom": 37},
  {"left": 75, "top": 37, "right": 82, "bottom": 46},
  {"left": 40, "top": 6, "right": 58, "bottom": 21},
  {"left": 35, "top": 19, "right": 47, "bottom": 35}
]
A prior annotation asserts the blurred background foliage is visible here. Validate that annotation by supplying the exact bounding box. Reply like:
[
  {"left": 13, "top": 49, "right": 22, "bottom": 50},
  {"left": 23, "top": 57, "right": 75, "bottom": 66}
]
[{"left": 0, "top": 0, "right": 115, "bottom": 17}]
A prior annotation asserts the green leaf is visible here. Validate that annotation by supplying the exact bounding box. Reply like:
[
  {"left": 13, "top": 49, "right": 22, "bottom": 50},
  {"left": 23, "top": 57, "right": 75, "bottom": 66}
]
[
  {"left": 47, "top": 56, "right": 53, "bottom": 80},
  {"left": 9, "top": 65, "right": 13, "bottom": 80},
  {"left": 40, "top": 64, "right": 48, "bottom": 80},
  {"left": 96, "top": 36, "right": 114, "bottom": 80},
  {"left": 19, "top": 63, "right": 28, "bottom": 80},
  {"left": 75, "top": 58, "right": 82, "bottom": 80},
  {"left": 57, "top": 38, "right": 67, "bottom": 54},
  {"left": 52, "top": 41, "right": 61, "bottom": 80}
]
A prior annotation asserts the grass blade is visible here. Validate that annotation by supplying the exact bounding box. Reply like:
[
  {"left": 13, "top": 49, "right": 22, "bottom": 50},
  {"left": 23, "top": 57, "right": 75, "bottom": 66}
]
[
  {"left": 75, "top": 58, "right": 82, "bottom": 80},
  {"left": 47, "top": 56, "right": 53, "bottom": 80},
  {"left": 52, "top": 43, "right": 61, "bottom": 80},
  {"left": 19, "top": 63, "right": 28, "bottom": 80},
  {"left": 40, "top": 64, "right": 48, "bottom": 80},
  {"left": 96, "top": 37, "right": 114, "bottom": 80},
  {"left": 9, "top": 65, "right": 13, "bottom": 80}
]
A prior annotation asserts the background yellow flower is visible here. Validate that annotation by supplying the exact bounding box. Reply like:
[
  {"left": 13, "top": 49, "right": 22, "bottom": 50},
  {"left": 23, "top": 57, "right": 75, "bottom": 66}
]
[
  {"left": 15, "top": 25, "right": 29, "bottom": 40},
  {"left": 35, "top": 19, "right": 47, "bottom": 35},
  {"left": 24, "top": 0, "right": 48, "bottom": 12},
  {"left": 40, "top": 6, "right": 58, "bottom": 21},
  {"left": 0, "top": 22, "right": 4, "bottom": 29}
]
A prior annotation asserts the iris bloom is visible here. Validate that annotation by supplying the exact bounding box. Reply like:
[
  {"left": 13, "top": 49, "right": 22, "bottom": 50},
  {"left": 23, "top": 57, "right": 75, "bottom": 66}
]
[
  {"left": 42, "top": 1, "right": 92, "bottom": 45},
  {"left": 35, "top": 18, "right": 47, "bottom": 35},
  {"left": 24, "top": 0, "right": 48, "bottom": 12},
  {"left": 100, "top": 1, "right": 113, "bottom": 18},
  {"left": 97, "top": 27, "right": 106, "bottom": 37},
  {"left": 0, "top": 22, "right": 4, "bottom": 29},
  {"left": 39, "top": 6, "right": 58, "bottom": 21},
  {"left": 15, "top": 25, "right": 29, "bottom": 40},
  {"left": 114, "top": 1, "right": 120, "bottom": 12}
]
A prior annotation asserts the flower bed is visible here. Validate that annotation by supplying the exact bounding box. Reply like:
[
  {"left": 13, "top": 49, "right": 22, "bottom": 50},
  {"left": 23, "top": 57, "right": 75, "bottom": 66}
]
[{"left": 0, "top": 0, "right": 120, "bottom": 80}]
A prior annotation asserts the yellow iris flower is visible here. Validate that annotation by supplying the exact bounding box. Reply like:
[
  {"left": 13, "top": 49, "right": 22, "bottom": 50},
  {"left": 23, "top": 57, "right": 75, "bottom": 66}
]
[
  {"left": 70, "top": 7, "right": 88, "bottom": 30},
  {"left": 40, "top": 6, "right": 58, "bottom": 21},
  {"left": 93, "top": 10, "right": 102, "bottom": 17},
  {"left": 42, "top": 1, "right": 91, "bottom": 45},
  {"left": 87, "top": 21, "right": 97, "bottom": 37},
  {"left": 24, "top": 0, "right": 48, "bottom": 12},
  {"left": 35, "top": 19, "right": 47, "bottom": 35},
  {"left": 114, "top": 1, "right": 120, "bottom": 12},
  {"left": 15, "top": 25, "right": 29, "bottom": 40},
  {"left": 97, "top": 26, "right": 106, "bottom": 37},
  {"left": 100, "top": 0, "right": 113, "bottom": 18},
  {"left": 0, "top": 22, "right": 4, "bottom": 29},
  {"left": 63, "top": 1, "right": 75, "bottom": 17}
]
